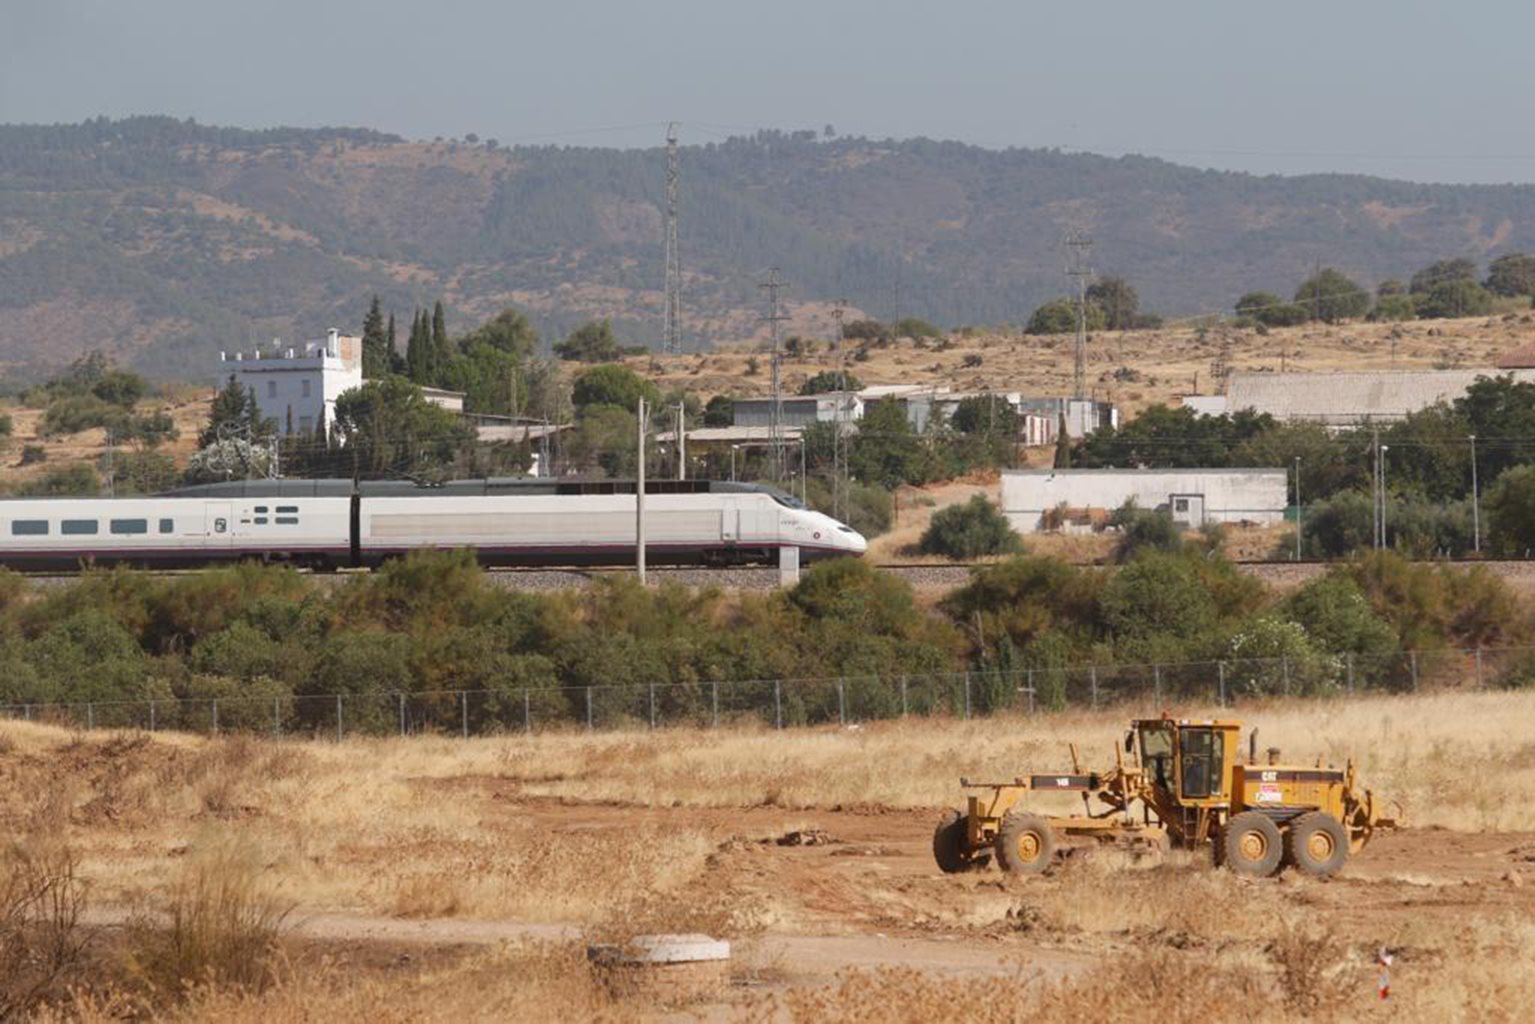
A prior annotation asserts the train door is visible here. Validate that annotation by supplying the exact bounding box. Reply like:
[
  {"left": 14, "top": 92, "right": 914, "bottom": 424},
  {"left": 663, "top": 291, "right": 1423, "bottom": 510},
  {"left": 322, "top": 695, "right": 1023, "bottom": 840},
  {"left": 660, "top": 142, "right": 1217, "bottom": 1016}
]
[
  {"left": 204, "top": 502, "right": 233, "bottom": 554},
  {"left": 720, "top": 508, "right": 738, "bottom": 542}
]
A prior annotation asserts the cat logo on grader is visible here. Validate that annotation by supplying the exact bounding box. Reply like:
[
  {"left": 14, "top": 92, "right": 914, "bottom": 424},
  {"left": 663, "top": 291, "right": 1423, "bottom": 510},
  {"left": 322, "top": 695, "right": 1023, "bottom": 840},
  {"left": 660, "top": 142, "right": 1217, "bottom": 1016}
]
[{"left": 934, "top": 716, "right": 1401, "bottom": 878}]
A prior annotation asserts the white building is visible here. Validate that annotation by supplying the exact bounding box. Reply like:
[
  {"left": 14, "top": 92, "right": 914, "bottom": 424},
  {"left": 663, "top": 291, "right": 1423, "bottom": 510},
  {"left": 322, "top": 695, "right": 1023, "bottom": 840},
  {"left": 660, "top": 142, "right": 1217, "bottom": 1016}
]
[
  {"left": 220, "top": 329, "right": 363, "bottom": 437},
  {"left": 1001, "top": 468, "right": 1288, "bottom": 533}
]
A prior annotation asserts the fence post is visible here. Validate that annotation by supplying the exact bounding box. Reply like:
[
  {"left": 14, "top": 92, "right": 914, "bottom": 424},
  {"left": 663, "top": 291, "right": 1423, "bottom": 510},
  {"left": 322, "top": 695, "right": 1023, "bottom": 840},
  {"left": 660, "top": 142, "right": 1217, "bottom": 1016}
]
[
  {"left": 1217, "top": 662, "right": 1226, "bottom": 706},
  {"left": 649, "top": 683, "right": 657, "bottom": 730},
  {"left": 461, "top": 691, "right": 469, "bottom": 738},
  {"left": 398, "top": 693, "right": 406, "bottom": 737},
  {"left": 1346, "top": 654, "right": 1355, "bottom": 696},
  {"left": 774, "top": 679, "right": 782, "bottom": 730},
  {"left": 837, "top": 680, "right": 846, "bottom": 725},
  {"left": 1089, "top": 666, "right": 1098, "bottom": 709},
  {"left": 212, "top": 699, "right": 219, "bottom": 735},
  {"left": 712, "top": 680, "right": 719, "bottom": 728},
  {"left": 900, "top": 675, "right": 909, "bottom": 717},
  {"left": 87, "top": 703, "right": 94, "bottom": 730},
  {"left": 1026, "top": 669, "right": 1036, "bottom": 715},
  {"left": 1152, "top": 665, "right": 1161, "bottom": 710},
  {"left": 523, "top": 688, "right": 530, "bottom": 734},
  {"left": 1410, "top": 651, "right": 1419, "bottom": 692},
  {"left": 335, "top": 694, "right": 343, "bottom": 742},
  {"left": 1475, "top": 647, "right": 1484, "bottom": 688},
  {"left": 1281, "top": 657, "right": 1291, "bottom": 698},
  {"left": 149, "top": 700, "right": 156, "bottom": 732},
  {"left": 23, "top": 705, "right": 31, "bottom": 722},
  {"left": 963, "top": 672, "right": 971, "bottom": 719},
  {"left": 274, "top": 697, "right": 281, "bottom": 737},
  {"left": 585, "top": 687, "right": 593, "bottom": 731}
]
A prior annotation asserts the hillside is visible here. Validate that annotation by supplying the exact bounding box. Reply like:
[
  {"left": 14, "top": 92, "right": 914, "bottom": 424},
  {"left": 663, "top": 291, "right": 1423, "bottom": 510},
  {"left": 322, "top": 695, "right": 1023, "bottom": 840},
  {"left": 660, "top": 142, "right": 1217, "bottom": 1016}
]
[{"left": 8, "top": 117, "right": 1535, "bottom": 378}]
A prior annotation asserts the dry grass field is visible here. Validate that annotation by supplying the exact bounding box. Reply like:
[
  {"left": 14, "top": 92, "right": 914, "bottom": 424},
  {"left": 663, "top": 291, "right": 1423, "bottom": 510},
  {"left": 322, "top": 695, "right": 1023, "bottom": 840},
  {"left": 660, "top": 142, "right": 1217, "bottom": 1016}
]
[{"left": 3, "top": 690, "right": 1534, "bottom": 1019}]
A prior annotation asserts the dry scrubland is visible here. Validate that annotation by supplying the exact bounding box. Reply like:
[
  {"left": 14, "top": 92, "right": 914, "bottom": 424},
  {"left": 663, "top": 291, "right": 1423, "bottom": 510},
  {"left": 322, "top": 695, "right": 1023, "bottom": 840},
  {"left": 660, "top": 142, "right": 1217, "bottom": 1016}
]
[{"left": 3, "top": 690, "right": 1535, "bottom": 1020}]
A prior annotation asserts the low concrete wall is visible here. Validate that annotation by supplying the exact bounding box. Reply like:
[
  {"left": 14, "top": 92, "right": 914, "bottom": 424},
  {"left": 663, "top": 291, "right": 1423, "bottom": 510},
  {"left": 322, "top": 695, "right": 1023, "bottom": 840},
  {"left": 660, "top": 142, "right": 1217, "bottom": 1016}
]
[{"left": 1001, "top": 469, "right": 1288, "bottom": 533}]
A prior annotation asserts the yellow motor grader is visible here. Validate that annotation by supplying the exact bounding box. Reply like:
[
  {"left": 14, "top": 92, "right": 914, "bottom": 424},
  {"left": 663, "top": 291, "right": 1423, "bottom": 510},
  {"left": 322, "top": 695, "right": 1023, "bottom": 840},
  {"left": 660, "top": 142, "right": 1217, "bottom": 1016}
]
[{"left": 934, "top": 716, "right": 1399, "bottom": 878}]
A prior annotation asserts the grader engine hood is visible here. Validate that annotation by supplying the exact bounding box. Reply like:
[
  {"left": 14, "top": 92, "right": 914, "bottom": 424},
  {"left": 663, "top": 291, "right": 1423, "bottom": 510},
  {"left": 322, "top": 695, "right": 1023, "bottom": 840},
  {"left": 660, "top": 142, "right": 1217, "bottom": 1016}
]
[{"left": 1233, "top": 764, "right": 1347, "bottom": 809}]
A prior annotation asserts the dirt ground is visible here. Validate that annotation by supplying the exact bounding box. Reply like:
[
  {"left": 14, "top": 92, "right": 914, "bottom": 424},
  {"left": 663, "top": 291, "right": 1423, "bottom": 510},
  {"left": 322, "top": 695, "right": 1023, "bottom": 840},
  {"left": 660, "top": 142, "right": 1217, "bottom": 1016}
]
[{"left": 4, "top": 691, "right": 1534, "bottom": 1019}]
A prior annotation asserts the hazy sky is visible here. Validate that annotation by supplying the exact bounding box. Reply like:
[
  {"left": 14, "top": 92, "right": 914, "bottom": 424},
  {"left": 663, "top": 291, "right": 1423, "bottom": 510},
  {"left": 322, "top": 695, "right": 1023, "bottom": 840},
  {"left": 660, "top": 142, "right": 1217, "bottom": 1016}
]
[{"left": 4, "top": 0, "right": 1532, "bottom": 184}]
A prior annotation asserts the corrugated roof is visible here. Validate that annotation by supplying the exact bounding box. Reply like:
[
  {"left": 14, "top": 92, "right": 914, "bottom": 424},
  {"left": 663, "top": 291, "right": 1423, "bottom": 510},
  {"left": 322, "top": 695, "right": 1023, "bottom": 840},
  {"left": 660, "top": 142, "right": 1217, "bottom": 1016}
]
[{"left": 1495, "top": 342, "right": 1535, "bottom": 369}]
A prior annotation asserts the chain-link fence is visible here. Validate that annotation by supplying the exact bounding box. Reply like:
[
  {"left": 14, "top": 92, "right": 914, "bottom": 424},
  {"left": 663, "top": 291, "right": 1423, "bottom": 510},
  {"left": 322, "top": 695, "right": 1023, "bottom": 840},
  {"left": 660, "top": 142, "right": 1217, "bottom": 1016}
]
[{"left": 1, "top": 645, "right": 1525, "bottom": 740}]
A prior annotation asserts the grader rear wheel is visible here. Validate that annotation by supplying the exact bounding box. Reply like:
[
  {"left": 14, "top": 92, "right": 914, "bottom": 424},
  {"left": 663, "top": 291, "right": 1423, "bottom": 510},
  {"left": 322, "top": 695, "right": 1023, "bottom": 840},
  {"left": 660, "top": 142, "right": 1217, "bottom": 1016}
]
[
  {"left": 1285, "top": 812, "right": 1350, "bottom": 877},
  {"left": 933, "top": 810, "right": 988, "bottom": 873},
  {"left": 995, "top": 813, "right": 1056, "bottom": 874},
  {"left": 1222, "top": 811, "right": 1284, "bottom": 877}
]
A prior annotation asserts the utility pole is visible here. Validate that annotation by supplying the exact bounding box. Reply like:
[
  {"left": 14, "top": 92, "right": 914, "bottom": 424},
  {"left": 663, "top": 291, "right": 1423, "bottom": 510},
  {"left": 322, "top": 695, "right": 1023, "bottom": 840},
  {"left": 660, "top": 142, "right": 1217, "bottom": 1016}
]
[
  {"left": 663, "top": 122, "right": 682, "bottom": 355},
  {"left": 1294, "top": 456, "right": 1302, "bottom": 561},
  {"left": 760, "top": 267, "right": 790, "bottom": 482},
  {"left": 1066, "top": 232, "right": 1094, "bottom": 399},
  {"left": 105, "top": 427, "right": 115, "bottom": 497},
  {"left": 1470, "top": 433, "right": 1481, "bottom": 554},
  {"left": 636, "top": 396, "right": 647, "bottom": 583},
  {"left": 676, "top": 402, "right": 686, "bottom": 481},
  {"left": 1371, "top": 427, "right": 1381, "bottom": 549},
  {"left": 831, "top": 299, "right": 847, "bottom": 520}
]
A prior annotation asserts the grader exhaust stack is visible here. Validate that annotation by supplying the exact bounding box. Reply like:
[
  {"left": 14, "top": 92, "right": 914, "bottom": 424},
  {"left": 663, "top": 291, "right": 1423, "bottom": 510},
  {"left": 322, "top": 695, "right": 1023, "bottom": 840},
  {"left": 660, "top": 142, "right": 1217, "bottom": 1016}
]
[{"left": 935, "top": 717, "right": 1401, "bottom": 878}]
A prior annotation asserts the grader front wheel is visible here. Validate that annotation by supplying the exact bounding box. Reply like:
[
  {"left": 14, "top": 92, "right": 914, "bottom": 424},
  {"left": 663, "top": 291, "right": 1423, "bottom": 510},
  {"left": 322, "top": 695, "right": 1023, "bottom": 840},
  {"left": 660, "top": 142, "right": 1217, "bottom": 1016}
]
[
  {"left": 996, "top": 813, "right": 1056, "bottom": 874},
  {"left": 1285, "top": 812, "right": 1349, "bottom": 877},
  {"left": 1222, "top": 812, "right": 1283, "bottom": 877}
]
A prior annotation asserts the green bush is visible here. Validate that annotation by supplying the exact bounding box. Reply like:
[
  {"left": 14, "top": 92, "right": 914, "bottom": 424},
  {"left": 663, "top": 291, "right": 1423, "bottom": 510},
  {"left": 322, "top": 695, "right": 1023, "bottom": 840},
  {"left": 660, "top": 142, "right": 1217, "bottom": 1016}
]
[
  {"left": 1026, "top": 298, "right": 1104, "bottom": 335},
  {"left": 918, "top": 496, "right": 1023, "bottom": 559},
  {"left": 1417, "top": 279, "right": 1493, "bottom": 319},
  {"left": 1225, "top": 617, "right": 1340, "bottom": 697},
  {"left": 1109, "top": 502, "right": 1183, "bottom": 562}
]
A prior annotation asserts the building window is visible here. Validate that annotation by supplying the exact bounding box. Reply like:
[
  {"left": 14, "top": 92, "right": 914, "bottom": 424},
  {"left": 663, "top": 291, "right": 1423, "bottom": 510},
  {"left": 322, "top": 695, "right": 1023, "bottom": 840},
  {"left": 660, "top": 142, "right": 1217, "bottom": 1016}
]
[
  {"left": 302, "top": 379, "right": 312, "bottom": 398},
  {"left": 61, "top": 520, "right": 99, "bottom": 535},
  {"left": 110, "top": 519, "right": 148, "bottom": 535},
  {"left": 10, "top": 520, "right": 48, "bottom": 536},
  {"left": 267, "top": 380, "right": 277, "bottom": 398},
  {"left": 159, "top": 519, "right": 174, "bottom": 534}
]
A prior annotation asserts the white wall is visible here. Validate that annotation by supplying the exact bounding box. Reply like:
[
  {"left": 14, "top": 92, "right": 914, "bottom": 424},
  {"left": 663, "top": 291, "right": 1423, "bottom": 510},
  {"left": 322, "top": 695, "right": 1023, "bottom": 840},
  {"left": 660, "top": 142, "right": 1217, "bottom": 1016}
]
[{"left": 1001, "top": 469, "right": 1288, "bottom": 532}]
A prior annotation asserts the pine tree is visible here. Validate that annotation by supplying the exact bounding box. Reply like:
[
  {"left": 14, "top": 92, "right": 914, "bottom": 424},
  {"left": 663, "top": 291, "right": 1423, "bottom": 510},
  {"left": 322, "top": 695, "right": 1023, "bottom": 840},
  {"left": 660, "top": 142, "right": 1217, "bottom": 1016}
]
[{"left": 361, "top": 295, "right": 389, "bottom": 378}]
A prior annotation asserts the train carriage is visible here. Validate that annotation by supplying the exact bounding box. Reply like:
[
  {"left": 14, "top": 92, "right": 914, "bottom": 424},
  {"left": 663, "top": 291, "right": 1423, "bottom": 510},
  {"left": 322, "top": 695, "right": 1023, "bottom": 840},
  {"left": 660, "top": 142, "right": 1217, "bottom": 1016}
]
[{"left": 0, "top": 479, "right": 865, "bottom": 571}]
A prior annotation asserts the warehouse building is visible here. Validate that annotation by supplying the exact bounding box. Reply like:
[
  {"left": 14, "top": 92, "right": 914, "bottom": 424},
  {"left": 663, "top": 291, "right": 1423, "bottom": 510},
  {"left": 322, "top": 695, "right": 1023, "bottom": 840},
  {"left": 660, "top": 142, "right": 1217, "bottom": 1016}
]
[
  {"left": 1001, "top": 468, "right": 1288, "bottom": 533},
  {"left": 1222, "top": 369, "right": 1535, "bottom": 427}
]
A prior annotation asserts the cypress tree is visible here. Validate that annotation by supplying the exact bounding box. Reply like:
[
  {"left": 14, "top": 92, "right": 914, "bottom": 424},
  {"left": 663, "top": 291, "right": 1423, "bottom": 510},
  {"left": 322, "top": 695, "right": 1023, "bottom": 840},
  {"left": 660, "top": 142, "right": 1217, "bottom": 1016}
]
[
  {"left": 406, "top": 309, "right": 429, "bottom": 383},
  {"left": 361, "top": 295, "right": 388, "bottom": 378},
  {"left": 386, "top": 312, "right": 401, "bottom": 373},
  {"left": 1053, "top": 413, "right": 1072, "bottom": 469},
  {"left": 431, "top": 300, "right": 452, "bottom": 385}
]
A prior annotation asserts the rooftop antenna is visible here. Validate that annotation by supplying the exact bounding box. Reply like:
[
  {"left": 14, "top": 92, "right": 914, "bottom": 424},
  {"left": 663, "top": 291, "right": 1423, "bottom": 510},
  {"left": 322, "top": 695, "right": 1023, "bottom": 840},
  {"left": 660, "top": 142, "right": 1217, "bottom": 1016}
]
[{"left": 663, "top": 122, "right": 682, "bottom": 355}]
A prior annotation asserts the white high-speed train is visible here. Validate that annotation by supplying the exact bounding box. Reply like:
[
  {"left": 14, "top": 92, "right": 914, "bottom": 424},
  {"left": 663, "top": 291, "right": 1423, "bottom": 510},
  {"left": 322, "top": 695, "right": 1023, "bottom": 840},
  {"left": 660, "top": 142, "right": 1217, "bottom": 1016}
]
[{"left": 0, "top": 479, "right": 867, "bottom": 571}]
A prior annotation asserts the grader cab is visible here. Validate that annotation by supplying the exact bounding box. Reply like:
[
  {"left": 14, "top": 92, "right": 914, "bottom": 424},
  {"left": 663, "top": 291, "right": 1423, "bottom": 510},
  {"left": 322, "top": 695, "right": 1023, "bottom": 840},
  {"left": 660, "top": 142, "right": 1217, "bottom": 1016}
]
[{"left": 934, "top": 716, "right": 1399, "bottom": 878}]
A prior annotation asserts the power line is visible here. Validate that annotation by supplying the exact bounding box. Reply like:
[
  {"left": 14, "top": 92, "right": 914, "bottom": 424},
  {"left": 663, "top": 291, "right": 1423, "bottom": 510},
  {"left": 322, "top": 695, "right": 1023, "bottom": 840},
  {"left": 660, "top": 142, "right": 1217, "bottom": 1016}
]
[
  {"left": 1066, "top": 232, "right": 1093, "bottom": 399},
  {"left": 759, "top": 268, "right": 790, "bottom": 482}
]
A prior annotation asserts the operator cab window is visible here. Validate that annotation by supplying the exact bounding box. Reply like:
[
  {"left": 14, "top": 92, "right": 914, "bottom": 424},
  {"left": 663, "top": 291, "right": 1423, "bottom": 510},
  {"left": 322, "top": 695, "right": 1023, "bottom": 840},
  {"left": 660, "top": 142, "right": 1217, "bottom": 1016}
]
[
  {"left": 1140, "top": 725, "right": 1174, "bottom": 789},
  {"left": 1179, "top": 727, "right": 1223, "bottom": 800}
]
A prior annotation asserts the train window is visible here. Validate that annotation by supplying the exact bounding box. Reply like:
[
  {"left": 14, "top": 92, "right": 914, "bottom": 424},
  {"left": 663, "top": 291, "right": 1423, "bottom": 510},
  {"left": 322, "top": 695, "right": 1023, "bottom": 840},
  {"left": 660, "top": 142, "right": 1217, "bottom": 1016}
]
[
  {"left": 61, "top": 520, "right": 99, "bottom": 535},
  {"left": 214, "top": 518, "right": 227, "bottom": 534},
  {"left": 254, "top": 506, "right": 269, "bottom": 514},
  {"left": 109, "top": 519, "right": 148, "bottom": 535},
  {"left": 275, "top": 506, "right": 299, "bottom": 513},
  {"left": 275, "top": 516, "right": 299, "bottom": 525},
  {"left": 159, "top": 519, "right": 174, "bottom": 534},
  {"left": 253, "top": 517, "right": 269, "bottom": 525},
  {"left": 10, "top": 520, "right": 48, "bottom": 536}
]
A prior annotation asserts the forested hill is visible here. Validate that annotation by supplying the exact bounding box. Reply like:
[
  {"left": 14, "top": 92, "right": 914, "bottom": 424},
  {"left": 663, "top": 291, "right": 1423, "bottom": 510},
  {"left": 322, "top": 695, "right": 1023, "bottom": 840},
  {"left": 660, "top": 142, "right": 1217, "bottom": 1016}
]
[{"left": 7, "top": 116, "right": 1535, "bottom": 378}]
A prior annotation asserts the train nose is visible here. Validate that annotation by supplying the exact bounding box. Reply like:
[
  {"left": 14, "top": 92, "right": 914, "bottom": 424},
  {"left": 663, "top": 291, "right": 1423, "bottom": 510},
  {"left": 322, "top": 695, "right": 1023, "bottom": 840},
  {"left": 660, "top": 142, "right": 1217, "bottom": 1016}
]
[{"left": 837, "top": 525, "right": 868, "bottom": 555}]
